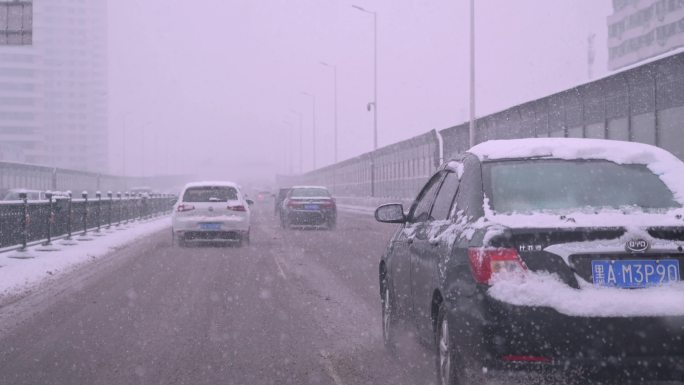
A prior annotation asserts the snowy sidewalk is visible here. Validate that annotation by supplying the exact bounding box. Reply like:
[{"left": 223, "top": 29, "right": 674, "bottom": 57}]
[{"left": 0, "top": 216, "right": 170, "bottom": 299}]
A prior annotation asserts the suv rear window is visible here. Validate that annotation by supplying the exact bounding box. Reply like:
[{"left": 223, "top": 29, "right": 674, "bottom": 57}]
[
  {"left": 290, "top": 188, "right": 330, "bottom": 197},
  {"left": 483, "top": 160, "right": 680, "bottom": 214},
  {"left": 182, "top": 186, "right": 238, "bottom": 202}
]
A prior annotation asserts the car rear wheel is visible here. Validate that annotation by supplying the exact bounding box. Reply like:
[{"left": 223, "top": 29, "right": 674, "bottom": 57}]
[
  {"left": 327, "top": 218, "right": 336, "bottom": 230},
  {"left": 172, "top": 230, "right": 185, "bottom": 247},
  {"left": 435, "top": 304, "right": 484, "bottom": 385},
  {"left": 382, "top": 284, "right": 399, "bottom": 354},
  {"left": 175, "top": 235, "right": 186, "bottom": 248}
]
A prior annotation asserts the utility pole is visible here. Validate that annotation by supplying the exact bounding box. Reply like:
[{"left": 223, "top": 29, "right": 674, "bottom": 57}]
[
  {"left": 320, "top": 61, "right": 339, "bottom": 163},
  {"left": 300, "top": 92, "right": 317, "bottom": 170},
  {"left": 469, "top": 0, "right": 476, "bottom": 148},
  {"left": 289, "top": 109, "right": 304, "bottom": 173},
  {"left": 587, "top": 33, "right": 596, "bottom": 80},
  {"left": 352, "top": 5, "right": 379, "bottom": 196}
]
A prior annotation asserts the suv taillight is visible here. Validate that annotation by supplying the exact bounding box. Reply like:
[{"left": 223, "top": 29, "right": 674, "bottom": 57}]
[
  {"left": 227, "top": 205, "right": 246, "bottom": 212},
  {"left": 467, "top": 248, "right": 527, "bottom": 284},
  {"left": 287, "top": 200, "right": 299, "bottom": 208},
  {"left": 177, "top": 204, "right": 195, "bottom": 212}
]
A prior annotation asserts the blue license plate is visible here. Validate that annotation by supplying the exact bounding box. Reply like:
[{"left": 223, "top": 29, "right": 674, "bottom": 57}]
[
  {"left": 591, "top": 259, "right": 680, "bottom": 288},
  {"left": 199, "top": 223, "right": 221, "bottom": 230},
  {"left": 303, "top": 204, "right": 320, "bottom": 210}
]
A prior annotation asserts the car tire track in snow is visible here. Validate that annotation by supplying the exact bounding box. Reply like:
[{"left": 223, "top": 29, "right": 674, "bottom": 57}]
[
  {"left": 273, "top": 255, "right": 288, "bottom": 280},
  {"left": 320, "top": 351, "right": 345, "bottom": 385}
]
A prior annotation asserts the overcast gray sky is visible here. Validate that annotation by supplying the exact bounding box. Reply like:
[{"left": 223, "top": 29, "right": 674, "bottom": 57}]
[{"left": 108, "top": 0, "right": 612, "bottom": 183}]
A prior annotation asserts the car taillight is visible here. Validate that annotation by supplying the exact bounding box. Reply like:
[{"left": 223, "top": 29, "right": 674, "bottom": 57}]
[
  {"left": 177, "top": 204, "right": 195, "bottom": 212},
  {"left": 321, "top": 200, "right": 335, "bottom": 208},
  {"left": 467, "top": 248, "right": 527, "bottom": 284},
  {"left": 227, "top": 205, "right": 246, "bottom": 212},
  {"left": 502, "top": 355, "right": 552, "bottom": 363},
  {"left": 287, "top": 200, "right": 299, "bottom": 208}
]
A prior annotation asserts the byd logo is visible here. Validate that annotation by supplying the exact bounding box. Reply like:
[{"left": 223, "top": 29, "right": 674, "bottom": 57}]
[{"left": 626, "top": 239, "right": 650, "bottom": 253}]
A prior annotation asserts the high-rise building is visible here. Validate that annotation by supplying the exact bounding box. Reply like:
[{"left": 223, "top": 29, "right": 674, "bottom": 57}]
[
  {"left": 608, "top": 0, "right": 684, "bottom": 70},
  {"left": 0, "top": 0, "right": 32, "bottom": 45},
  {"left": 0, "top": 1, "right": 38, "bottom": 163},
  {"left": 0, "top": 0, "right": 107, "bottom": 172}
]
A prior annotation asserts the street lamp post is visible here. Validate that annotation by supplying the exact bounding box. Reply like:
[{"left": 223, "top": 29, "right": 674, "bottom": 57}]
[
  {"left": 469, "top": 0, "right": 476, "bottom": 148},
  {"left": 289, "top": 109, "right": 304, "bottom": 174},
  {"left": 282, "top": 120, "right": 294, "bottom": 174},
  {"left": 352, "top": 5, "right": 378, "bottom": 151},
  {"left": 319, "top": 61, "right": 338, "bottom": 164},
  {"left": 352, "top": 5, "right": 378, "bottom": 196},
  {"left": 122, "top": 116, "right": 127, "bottom": 178},
  {"left": 300, "top": 92, "right": 317, "bottom": 170}
]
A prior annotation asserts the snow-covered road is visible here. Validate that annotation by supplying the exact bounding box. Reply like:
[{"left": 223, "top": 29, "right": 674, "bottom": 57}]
[{"left": 0, "top": 204, "right": 437, "bottom": 385}]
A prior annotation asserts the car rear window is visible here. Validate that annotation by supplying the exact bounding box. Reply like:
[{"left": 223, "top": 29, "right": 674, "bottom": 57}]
[
  {"left": 290, "top": 188, "right": 330, "bottom": 198},
  {"left": 483, "top": 160, "right": 680, "bottom": 214},
  {"left": 182, "top": 186, "right": 238, "bottom": 202}
]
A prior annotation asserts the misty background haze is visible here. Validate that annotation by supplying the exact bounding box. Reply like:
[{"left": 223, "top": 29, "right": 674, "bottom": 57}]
[{"left": 108, "top": 0, "right": 612, "bottom": 184}]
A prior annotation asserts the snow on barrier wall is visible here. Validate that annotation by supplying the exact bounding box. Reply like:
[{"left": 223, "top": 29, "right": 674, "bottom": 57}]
[{"left": 279, "top": 52, "right": 684, "bottom": 201}]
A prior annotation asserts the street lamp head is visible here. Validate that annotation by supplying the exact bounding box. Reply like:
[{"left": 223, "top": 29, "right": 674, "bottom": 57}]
[{"left": 352, "top": 4, "right": 375, "bottom": 14}]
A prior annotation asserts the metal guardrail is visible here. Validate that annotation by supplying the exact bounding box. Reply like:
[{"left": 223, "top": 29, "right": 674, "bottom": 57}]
[{"left": 0, "top": 192, "right": 176, "bottom": 252}]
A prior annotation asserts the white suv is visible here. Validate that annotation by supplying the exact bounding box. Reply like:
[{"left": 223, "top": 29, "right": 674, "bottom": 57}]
[{"left": 171, "top": 181, "right": 253, "bottom": 247}]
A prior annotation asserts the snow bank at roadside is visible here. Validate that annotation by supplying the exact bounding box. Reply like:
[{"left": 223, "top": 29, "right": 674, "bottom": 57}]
[
  {"left": 0, "top": 217, "right": 170, "bottom": 299},
  {"left": 488, "top": 272, "right": 684, "bottom": 317}
]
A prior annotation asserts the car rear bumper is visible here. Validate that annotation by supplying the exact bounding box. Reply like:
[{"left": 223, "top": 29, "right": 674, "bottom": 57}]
[
  {"left": 172, "top": 215, "right": 250, "bottom": 233},
  {"left": 177, "top": 230, "right": 247, "bottom": 243},
  {"left": 448, "top": 295, "right": 684, "bottom": 381},
  {"left": 286, "top": 209, "right": 335, "bottom": 226}
]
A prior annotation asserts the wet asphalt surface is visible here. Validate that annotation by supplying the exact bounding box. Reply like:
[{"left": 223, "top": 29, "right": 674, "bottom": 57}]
[{"left": 0, "top": 203, "right": 438, "bottom": 385}]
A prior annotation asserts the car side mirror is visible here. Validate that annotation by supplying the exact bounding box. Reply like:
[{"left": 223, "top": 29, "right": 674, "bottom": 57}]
[
  {"left": 246, "top": 199, "right": 254, "bottom": 206},
  {"left": 375, "top": 203, "right": 405, "bottom": 223}
]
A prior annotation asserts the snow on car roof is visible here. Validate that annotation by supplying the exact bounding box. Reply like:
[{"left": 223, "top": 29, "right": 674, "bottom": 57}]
[
  {"left": 469, "top": 138, "right": 671, "bottom": 164},
  {"left": 183, "top": 181, "right": 239, "bottom": 189},
  {"left": 290, "top": 185, "right": 329, "bottom": 190},
  {"left": 470, "top": 138, "right": 684, "bottom": 207}
]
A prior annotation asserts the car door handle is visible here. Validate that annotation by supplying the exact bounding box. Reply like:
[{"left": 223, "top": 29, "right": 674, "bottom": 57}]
[{"left": 407, "top": 238, "right": 414, "bottom": 245}]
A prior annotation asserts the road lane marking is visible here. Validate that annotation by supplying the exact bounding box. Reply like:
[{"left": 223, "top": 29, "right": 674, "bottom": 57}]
[
  {"left": 320, "top": 353, "right": 345, "bottom": 385},
  {"left": 273, "top": 256, "right": 287, "bottom": 280}
]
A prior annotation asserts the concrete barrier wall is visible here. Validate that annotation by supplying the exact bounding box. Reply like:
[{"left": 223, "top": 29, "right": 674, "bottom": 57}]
[
  {"left": 279, "top": 52, "right": 684, "bottom": 201},
  {"left": 277, "top": 130, "right": 440, "bottom": 200},
  {"left": 0, "top": 161, "right": 191, "bottom": 196}
]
